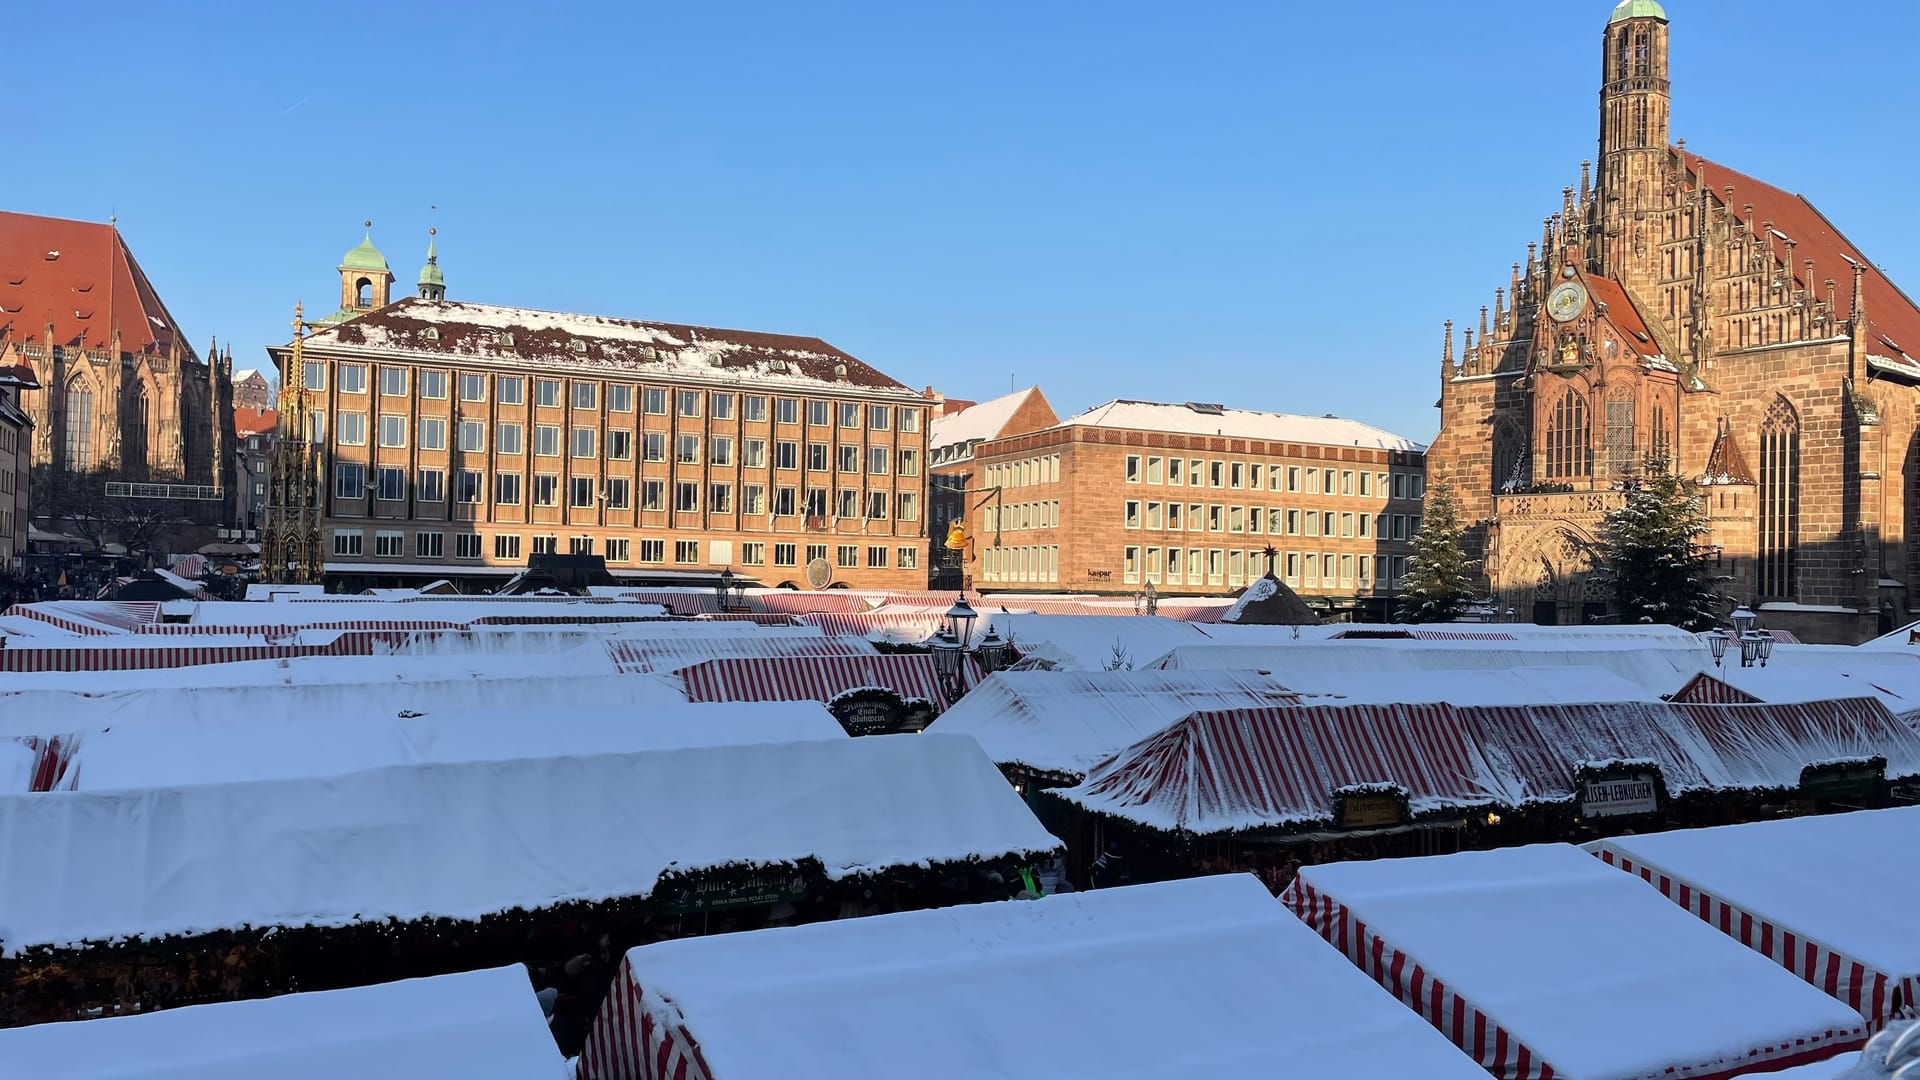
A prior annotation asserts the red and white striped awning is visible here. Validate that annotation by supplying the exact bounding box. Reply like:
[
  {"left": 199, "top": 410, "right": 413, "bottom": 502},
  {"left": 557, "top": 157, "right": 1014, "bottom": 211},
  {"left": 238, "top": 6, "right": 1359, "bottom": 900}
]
[
  {"left": 0, "top": 632, "right": 395, "bottom": 673},
  {"left": 798, "top": 612, "right": 946, "bottom": 641},
  {"left": 1667, "top": 672, "right": 1765, "bottom": 704},
  {"left": 604, "top": 635, "right": 877, "bottom": 675},
  {"left": 1592, "top": 844, "right": 1914, "bottom": 1031},
  {"left": 676, "top": 654, "right": 968, "bottom": 710},
  {"left": 1070, "top": 703, "right": 1487, "bottom": 834},
  {"left": 581, "top": 954, "right": 714, "bottom": 1080}
]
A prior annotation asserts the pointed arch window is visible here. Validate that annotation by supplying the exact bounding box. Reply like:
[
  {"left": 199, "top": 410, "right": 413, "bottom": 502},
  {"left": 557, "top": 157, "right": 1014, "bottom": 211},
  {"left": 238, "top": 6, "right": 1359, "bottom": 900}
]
[
  {"left": 1493, "top": 420, "right": 1525, "bottom": 494},
  {"left": 1544, "top": 389, "right": 1591, "bottom": 480},
  {"left": 1605, "top": 387, "right": 1636, "bottom": 474},
  {"left": 64, "top": 380, "right": 94, "bottom": 473},
  {"left": 1631, "top": 30, "right": 1651, "bottom": 77},
  {"left": 1757, "top": 397, "right": 1800, "bottom": 600},
  {"left": 1650, "top": 402, "right": 1669, "bottom": 463},
  {"left": 127, "top": 386, "right": 150, "bottom": 479}
]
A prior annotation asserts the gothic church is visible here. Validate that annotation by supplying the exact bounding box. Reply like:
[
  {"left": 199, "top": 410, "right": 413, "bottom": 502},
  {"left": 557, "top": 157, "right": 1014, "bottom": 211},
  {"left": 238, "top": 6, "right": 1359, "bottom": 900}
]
[{"left": 1427, "top": 0, "right": 1920, "bottom": 643}]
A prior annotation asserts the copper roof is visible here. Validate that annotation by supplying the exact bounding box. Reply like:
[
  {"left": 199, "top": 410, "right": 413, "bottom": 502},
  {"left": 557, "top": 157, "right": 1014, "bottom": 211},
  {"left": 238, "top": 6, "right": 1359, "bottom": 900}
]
[
  {"left": 304, "top": 298, "right": 912, "bottom": 394},
  {"left": 1700, "top": 428, "right": 1756, "bottom": 486},
  {"left": 1681, "top": 150, "right": 1920, "bottom": 364},
  {"left": 0, "top": 210, "right": 194, "bottom": 359}
]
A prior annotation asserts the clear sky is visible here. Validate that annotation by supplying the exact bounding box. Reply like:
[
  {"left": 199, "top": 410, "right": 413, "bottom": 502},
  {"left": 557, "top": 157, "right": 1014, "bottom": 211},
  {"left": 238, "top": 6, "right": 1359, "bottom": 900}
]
[{"left": 10, "top": 1, "right": 1917, "bottom": 442}]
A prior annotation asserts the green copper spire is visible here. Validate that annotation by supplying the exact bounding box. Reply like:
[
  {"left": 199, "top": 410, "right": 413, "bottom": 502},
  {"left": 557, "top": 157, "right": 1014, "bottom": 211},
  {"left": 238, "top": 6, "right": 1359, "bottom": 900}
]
[
  {"left": 1610, "top": 0, "right": 1667, "bottom": 22},
  {"left": 341, "top": 224, "right": 390, "bottom": 273},
  {"left": 417, "top": 228, "right": 446, "bottom": 300}
]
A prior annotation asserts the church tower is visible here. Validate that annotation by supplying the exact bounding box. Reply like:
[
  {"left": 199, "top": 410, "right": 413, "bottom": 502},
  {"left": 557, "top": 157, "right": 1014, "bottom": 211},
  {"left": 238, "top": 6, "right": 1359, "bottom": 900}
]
[{"left": 1593, "top": 0, "right": 1670, "bottom": 301}]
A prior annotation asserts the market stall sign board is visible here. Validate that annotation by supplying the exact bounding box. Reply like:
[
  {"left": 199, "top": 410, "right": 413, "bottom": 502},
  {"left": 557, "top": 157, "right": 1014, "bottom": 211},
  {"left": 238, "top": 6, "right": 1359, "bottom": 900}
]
[
  {"left": 830, "top": 688, "right": 909, "bottom": 736},
  {"left": 1581, "top": 773, "right": 1660, "bottom": 818},
  {"left": 1337, "top": 794, "right": 1407, "bottom": 829},
  {"left": 1799, "top": 760, "right": 1885, "bottom": 801},
  {"left": 666, "top": 872, "right": 810, "bottom": 914}
]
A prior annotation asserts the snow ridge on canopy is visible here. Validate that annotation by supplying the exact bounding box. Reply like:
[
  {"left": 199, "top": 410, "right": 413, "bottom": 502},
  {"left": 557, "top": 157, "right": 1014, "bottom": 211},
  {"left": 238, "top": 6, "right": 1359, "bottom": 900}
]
[
  {"left": 1284, "top": 844, "right": 1866, "bottom": 1080},
  {"left": 582, "top": 875, "right": 1492, "bottom": 1080},
  {"left": 0, "top": 965, "right": 567, "bottom": 1080},
  {"left": 0, "top": 734, "right": 1059, "bottom": 956}
]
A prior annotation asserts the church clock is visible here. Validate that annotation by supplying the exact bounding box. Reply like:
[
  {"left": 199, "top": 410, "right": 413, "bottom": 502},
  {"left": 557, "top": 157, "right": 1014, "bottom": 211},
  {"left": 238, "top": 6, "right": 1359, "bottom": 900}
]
[{"left": 1546, "top": 280, "right": 1589, "bottom": 323}]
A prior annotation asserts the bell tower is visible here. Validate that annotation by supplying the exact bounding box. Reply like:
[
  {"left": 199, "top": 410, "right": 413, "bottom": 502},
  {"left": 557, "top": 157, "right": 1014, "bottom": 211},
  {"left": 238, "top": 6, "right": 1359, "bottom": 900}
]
[
  {"left": 1594, "top": 0, "right": 1670, "bottom": 299},
  {"left": 337, "top": 220, "right": 394, "bottom": 314}
]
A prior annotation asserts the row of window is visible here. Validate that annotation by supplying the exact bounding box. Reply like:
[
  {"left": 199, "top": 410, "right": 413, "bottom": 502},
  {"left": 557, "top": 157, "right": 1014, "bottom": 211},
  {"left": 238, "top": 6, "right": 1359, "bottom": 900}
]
[
  {"left": 1119, "top": 502, "right": 1423, "bottom": 540},
  {"left": 329, "top": 528, "right": 921, "bottom": 571},
  {"left": 330, "top": 464, "right": 920, "bottom": 520},
  {"left": 304, "top": 364, "right": 923, "bottom": 432},
  {"left": 988, "top": 501, "right": 1061, "bottom": 532},
  {"left": 324, "top": 413, "right": 922, "bottom": 475},
  {"left": 1119, "top": 547, "right": 1409, "bottom": 590},
  {"left": 980, "top": 545, "right": 1060, "bottom": 584},
  {"left": 984, "top": 455, "right": 1061, "bottom": 490},
  {"left": 1125, "top": 455, "right": 1424, "bottom": 500}
]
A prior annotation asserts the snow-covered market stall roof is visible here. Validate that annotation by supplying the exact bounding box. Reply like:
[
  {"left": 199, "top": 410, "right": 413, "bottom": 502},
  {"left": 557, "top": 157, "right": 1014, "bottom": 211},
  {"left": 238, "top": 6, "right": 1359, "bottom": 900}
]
[
  {"left": 1589, "top": 807, "right": 1920, "bottom": 1030},
  {"left": 925, "top": 670, "right": 1302, "bottom": 782},
  {"left": 983, "top": 613, "right": 1218, "bottom": 671},
  {"left": 0, "top": 965, "right": 568, "bottom": 1080},
  {"left": 0, "top": 734, "right": 1059, "bottom": 958},
  {"left": 581, "top": 874, "right": 1492, "bottom": 1080},
  {"left": 1055, "top": 704, "right": 1495, "bottom": 835},
  {"left": 41, "top": 701, "right": 848, "bottom": 792},
  {"left": 605, "top": 633, "right": 876, "bottom": 674},
  {"left": 1282, "top": 844, "right": 1866, "bottom": 1080},
  {"left": 1146, "top": 641, "right": 1713, "bottom": 693},
  {"left": 675, "top": 654, "right": 963, "bottom": 709}
]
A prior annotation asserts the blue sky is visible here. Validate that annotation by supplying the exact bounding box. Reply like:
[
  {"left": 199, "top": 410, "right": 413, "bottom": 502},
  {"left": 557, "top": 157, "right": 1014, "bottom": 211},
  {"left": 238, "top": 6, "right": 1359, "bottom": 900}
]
[{"left": 10, "top": 1, "right": 1917, "bottom": 442}]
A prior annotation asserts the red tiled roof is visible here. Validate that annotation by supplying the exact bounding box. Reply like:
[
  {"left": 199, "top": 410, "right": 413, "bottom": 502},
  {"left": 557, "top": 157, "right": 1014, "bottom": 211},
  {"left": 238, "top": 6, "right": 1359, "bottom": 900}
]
[
  {"left": 0, "top": 211, "right": 194, "bottom": 359},
  {"left": 1581, "top": 272, "right": 1663, "bottom": 358},
  {"left": 233, "top": 407, "right": 278, "bottom": 436},
  {"left": 1680, "top": 150, "right": 1920, "bottom": 363}
]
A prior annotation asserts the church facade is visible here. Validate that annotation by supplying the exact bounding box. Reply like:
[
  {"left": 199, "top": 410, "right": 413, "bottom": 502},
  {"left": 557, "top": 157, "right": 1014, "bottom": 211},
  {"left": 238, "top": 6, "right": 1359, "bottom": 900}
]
[
  {"left": 1426, "top": 0, "right": 1920, "bottom": 644},
  {"left": 0, "top": 212, "right": 235, "bottom": 532}
]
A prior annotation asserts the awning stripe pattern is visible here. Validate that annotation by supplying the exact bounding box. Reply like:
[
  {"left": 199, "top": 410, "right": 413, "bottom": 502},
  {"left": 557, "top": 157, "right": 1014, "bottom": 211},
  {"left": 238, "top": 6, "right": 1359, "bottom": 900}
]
[{"left": 580, "top": 954, "right": 714, "bottom": 1080}]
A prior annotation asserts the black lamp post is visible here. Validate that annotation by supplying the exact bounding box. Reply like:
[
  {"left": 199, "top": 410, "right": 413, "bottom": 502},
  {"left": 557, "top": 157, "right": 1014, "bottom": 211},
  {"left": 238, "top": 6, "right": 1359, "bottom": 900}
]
[
  {"left": 1719, "top": 604, "right": 1774, "bottom": 668},
  {"left": 931, "top": 595, "right": 1013, "bottom": 702},
  {"left": 715, "top": 568, "right": 748, "bottom": 613}
]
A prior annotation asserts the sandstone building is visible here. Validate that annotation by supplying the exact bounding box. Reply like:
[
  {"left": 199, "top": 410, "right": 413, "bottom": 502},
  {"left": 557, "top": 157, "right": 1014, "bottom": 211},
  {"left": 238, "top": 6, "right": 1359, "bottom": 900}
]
[
  {"left": 928, "top": 386, "right": 1058, "bottom": 589},
  {"left": 0, "top": 211, "right": 235, "bottom": 534},
  {"left": 963, "top": 399, "right": 1426, "bottom": 618},
  {"left": 1426, "top": 0, "right": 1920, "bottom": 643},
  {"left": 0, "top": 364, "right": 37, "bottom": 568},
  {"left": 271, "top": 232, "right": 933, "bottom": 590}
]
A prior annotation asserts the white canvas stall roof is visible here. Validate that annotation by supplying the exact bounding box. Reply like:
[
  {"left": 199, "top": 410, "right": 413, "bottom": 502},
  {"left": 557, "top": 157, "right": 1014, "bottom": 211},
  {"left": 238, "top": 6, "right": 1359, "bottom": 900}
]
[
  {"left": 1588, "top": 808, "right": 1920, "bottom": 1028},
  {"left": 925, "top": 669, "right": 1303, "bottom": 780},
  {"left": 1284, "top": 844, "right": 1866, "bottom": 1080},
  {"left": 0, "top": 965, "right": 568, "bottom": 1080},
  {"left": 1147, "top": 642, "right": 1708, "bottom": 694},
  {"left": 580, "top": 874, "right": 1490, "bottom": 1080},
  {"left": 56, "top": 701, "right": 848, "bottom": 791},
  {"left": 985, "top": 613, "right": 1215, "bottom": 671},
  {"left": 1705, "top": 664, "right": 1920, "bottom": 720},
  {"left": 0, "top": 734, "right": 1058, "bottom": 956},
  {"left": 1273, "top": 666, "right": 1661, "bottom": 706}
]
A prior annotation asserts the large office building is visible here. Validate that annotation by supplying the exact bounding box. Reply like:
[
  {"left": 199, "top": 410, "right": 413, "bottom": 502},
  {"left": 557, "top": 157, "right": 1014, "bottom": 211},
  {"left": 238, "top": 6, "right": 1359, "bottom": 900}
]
[
  {"left": 1428, "top": 0, "right": 1920, "bottom": 641},
  {"left": 962, "top": 399, "right": 1426, "bottom": 619},
  {"left": 270, "top": 233, "right": 933, "bottom": 590}
]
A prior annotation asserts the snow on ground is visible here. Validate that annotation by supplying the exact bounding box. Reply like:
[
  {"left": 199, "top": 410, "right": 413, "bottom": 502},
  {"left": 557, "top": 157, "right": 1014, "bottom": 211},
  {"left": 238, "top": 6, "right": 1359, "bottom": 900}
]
[
  {"left": 1588, "top": 808, "right": 1920, "bottom": 1022},
  {"left": 586, "top": 875, "right": 1490, "bottom": 1080},
  {"left": 0, "top": 734, "right": 1059, "bottom": 956},
  {"left": 925, "top": 669, "right": 1303, "bottom": 779},
  {"left": 57, "top": 701, "right": 848, "bottom": 791},
  {"left": 0, "top": 965, "right": 569, "bottom": 1080},
  {"left": 1287, "top": 844, "right": 1865, "bottom": 1079}
]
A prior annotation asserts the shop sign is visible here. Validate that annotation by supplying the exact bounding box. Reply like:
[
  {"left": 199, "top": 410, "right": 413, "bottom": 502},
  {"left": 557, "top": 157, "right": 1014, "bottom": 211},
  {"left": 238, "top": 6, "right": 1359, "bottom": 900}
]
[
  {"left": 829, "top": 688, "right": 908, "bottom": 736},
  {"left": 1799, "top": 760, "right": 1884, "bottom": 802},
  {"left": 666, "top": 872, "right": 810, "bottom": 914},
  {"left": 1336, "top": 794, "right": 1407, "bottom": 829},
  {"left": 1581, "top": 772, "right": 1660, "bottom": 818}
]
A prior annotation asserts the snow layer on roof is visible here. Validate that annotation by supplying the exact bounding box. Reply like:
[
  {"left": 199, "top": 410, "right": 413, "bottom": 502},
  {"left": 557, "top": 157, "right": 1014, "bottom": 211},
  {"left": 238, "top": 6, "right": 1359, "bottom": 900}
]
[
  {"left": 1059, "top": 398, "right": 1427, "bottom": 451},
  {"left": 0, "top": 734, "right": 1057, "bottom": 955},
  {"left": 1291, "top": 844, "right": 1864, "bottom": 1079},
  {"left": 0, "top": 665, "right": 683, "bottom": 738},
  {"left": 58, "top": 701, "right": 847, "bottom": 791},
  {"left": 1706, "top": 662, "right": 1920, "bottom": 719},
  {"left": 986, "top": 613, "right": 1215, "bottom": 671},
  {"left": 172, "top": 596, "right": 671, "bottom": 626},
  {"left": 1, "top": 740, "right": 34, "bottom": 792},
  {"left": 926, "top": 669, "right": 1302, "bottom": 779},
  {"left": 0, "top": 965, "right": 567, "bottom": 1080},
  {"left": 928, "top": 386, "right": 1039, "bottom": 450},
  {"left": 597, "top": 874, "right": 1489, "bottom": 1080},
  {"left": 1588, "top": 808, "right": 1920, "bottom": 995},
  {"left": 1271, "top": 665, "right": 1661, "bottom": 706},
  {"left": 1148, "top": 642, "right": 1707, "bottom": 693}
]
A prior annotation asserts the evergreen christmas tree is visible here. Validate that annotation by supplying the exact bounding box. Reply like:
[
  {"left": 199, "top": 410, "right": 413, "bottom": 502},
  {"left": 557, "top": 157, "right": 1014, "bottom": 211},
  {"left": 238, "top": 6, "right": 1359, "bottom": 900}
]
[
  {"left": 1591, "top": 459, "right": 1725, "bottom": 629},
  {"left": 1398, "top": 483, "right": 1479, "bottom": 623}
]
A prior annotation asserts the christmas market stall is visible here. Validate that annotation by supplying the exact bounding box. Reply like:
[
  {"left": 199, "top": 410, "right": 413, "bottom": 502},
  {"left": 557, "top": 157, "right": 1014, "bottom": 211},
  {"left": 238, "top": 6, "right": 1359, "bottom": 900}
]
[
  {"left": 1282, "top": 844, "right": 1867, "bottom": 1080},
  {"left": 673, "top": 654, "right": 966, "bottom": 734},
  {"left": 1589, "top": 807, "right": 1920, "bottom": 1030},
  {"left": 579, "top": 874, "right": 1493, "bottom": 1080},
  {"left": 44, "top": 700, "right": 848, "bottom": 791},
  {"left": 0, "top": 734, "right": 1061, "bottom": 1034},
  {"left": 1045, "top": 703, "right": 1501, "bottom": 890},
  {"left": 0, "top": 965, "right": 567, "bottom": 1080}
]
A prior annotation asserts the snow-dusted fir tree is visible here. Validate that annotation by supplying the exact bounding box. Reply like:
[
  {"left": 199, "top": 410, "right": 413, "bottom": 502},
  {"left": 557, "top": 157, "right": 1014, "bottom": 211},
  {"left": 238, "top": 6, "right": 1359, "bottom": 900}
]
[
  {"left": 1591, "top": 459, "right": 1724, "bottom": 630},
  {"left": 1398, "top": 483, "right": 1479, "bottom": 623}
]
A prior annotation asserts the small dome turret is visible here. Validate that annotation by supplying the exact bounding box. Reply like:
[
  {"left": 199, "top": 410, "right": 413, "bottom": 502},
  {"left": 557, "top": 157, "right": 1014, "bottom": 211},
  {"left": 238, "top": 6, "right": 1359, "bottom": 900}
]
[
  {"left": 1609, "top": 0, "right": 1666, "bottom": 22},
  {"left": 417, "top": 228, "right": 446, "bottom": 301}
]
